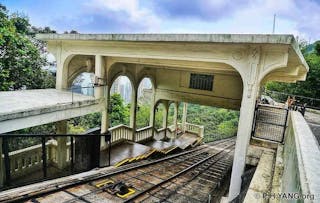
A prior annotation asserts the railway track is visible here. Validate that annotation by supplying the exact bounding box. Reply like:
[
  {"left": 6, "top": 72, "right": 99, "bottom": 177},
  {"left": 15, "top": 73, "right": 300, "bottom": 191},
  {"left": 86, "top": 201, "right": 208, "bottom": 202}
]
[{"left": 3, "top": 138, "right": 235, "bottom": 203}]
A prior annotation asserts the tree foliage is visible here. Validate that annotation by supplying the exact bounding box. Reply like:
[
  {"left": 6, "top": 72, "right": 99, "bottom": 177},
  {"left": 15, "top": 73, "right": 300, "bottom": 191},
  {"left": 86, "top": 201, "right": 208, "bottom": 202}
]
[
  {"left": 0, "top": 4, "right": 55, "bottom": 90},
  {"left": 265, "top": 51, "right": 320, "bottom": 99},
  {"left": 136, "top": 104, "right": 151, "bottom": 129},
  {"left": 185, "top": 104, "right": 239, "bottom": 142},
  {"left": 109, "top": 93, "right": 130, "bottom": 127}
]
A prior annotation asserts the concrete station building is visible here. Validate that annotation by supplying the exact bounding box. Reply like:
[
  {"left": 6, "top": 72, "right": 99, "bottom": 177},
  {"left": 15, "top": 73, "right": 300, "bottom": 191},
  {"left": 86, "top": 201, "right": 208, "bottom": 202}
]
[{"left": 1, "top": 34, "right": 319, "bottom": 202}]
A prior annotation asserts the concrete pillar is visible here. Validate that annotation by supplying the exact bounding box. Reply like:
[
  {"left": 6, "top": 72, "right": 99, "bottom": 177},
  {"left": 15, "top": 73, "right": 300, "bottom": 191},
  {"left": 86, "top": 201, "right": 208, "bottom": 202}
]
[
  {"left": 100, "top": 85, "right": 109, "bottom": 150},
  {"left": 151, "top": 102, "right": 157, "bottom": 138},
  {"left": 149, "top": 91, "right": 156, "bottom": 127},
  {"left": 228, "top": 85, "right": 258, "bottom": 201},
  {"left": 0, "top": 138, "right": 4, "bottom": 187},
  {"left": 173, "top": 102, "right": 179, "bottom": 139},
  {"left": 56, "top": 120, "right": 68, "bottom": 169},
  {"left": 94, "top": 55, "right": 108, "bottom": 149},
  {"left": 182, "top": 102, "right": 188, "bottom": 132},
  {"left": 94, "top": 55, "right": 105, "bottom": 98},
  {"left": 130, "top": 87, "right": 138, "bottom": 142},
  {"left": 55, "top": 44, "right": 68, "bottom": 90},
  {"left": 163, "top": 101, "right": 169, "bottom": 139}
]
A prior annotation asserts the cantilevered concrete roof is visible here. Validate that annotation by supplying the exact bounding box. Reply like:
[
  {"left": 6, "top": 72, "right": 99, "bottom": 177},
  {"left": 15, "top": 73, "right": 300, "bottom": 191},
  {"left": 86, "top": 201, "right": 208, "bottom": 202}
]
[
  {"left": 37, "top": 33, "right": 296, "bottom": 44},
  {"left": 0, "top": 89, "right": 102, "bottom": 133},
  {"left": 36, "top": 33, "right": 309, "bottom": 73}
]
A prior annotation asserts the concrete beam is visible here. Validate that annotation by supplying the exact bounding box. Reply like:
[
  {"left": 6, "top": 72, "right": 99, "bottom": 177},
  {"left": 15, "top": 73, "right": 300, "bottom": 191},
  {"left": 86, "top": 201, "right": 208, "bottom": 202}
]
[{"left": 0, "top": 102, "right": 103, "bottom": 134}]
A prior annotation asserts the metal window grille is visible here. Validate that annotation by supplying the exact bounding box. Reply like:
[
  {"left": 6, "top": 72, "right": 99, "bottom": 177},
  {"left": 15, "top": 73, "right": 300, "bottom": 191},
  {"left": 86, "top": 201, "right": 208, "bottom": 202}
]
[
  {"left": 189, "top": 73, "right": 214, "bottom": 91},
  {"left": 252, "top": 104, "right": 289, "bottom": 143}
]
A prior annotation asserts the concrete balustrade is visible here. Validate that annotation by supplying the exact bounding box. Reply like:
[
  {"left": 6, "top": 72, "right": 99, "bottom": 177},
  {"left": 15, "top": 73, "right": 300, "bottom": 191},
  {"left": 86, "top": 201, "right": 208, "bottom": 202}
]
[
  {"left": 244, "top": 111, "right": 320, "bottom": 202},
  {"left": 3, "top": 121, "right": 204, "bottom": 184},
  {"left": 108, "top": 124, "right": 133, "bottom": 143},
  {"left": 135, "top": 126, "right": 153, "bottom": 142},
  {"left": 7, "top": 139, "right": 72, "bottom": 179},
  {"left": 280, "top": 111, "right": 320, "bottom": 202}
]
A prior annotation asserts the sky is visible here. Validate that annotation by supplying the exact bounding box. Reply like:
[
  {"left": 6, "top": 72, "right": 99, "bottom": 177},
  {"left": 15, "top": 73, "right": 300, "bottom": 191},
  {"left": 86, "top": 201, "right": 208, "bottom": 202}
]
[{"left": 2, "top": 0, "right": 320, "bottom": 42}]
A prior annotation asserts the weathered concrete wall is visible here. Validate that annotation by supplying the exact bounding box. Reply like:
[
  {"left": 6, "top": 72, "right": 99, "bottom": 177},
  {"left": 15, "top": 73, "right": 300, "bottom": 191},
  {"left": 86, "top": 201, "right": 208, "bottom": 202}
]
[
  {"left": 155, "top": 68, "right": 242, "bottom": 110},
  {"left": 244, "top": 150, "right": 275, "bottom": 203},
  {"left": 281, "top": 117, "right": 301, "bottom": 197},
  {"left": 280, "top": 111, "right": 320, "bottom": 202}
]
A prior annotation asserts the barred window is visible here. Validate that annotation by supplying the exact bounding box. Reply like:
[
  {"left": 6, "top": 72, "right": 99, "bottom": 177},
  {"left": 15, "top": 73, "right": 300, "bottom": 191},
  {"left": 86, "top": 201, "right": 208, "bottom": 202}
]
[{"left": 189, "top": 73, "right": 214, "bottom": 91}]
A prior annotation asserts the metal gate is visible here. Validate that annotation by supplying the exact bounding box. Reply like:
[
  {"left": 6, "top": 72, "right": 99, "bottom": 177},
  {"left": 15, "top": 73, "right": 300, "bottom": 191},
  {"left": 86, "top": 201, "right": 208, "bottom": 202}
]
[{"left": 252, "top": 104, "right": 289, "bottom": 143}]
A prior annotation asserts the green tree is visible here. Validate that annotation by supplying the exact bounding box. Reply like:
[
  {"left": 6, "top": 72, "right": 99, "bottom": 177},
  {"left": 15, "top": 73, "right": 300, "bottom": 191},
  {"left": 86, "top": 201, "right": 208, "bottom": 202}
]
[
  {"left": 265, "top": 39, "right": 320, "bottom": 102},
  {"left": 315, "top": 41, "right": 320, "bottom": 56},
  {"left": 265, "top": 52, "right": 320, "bottom": 99},
  {"left": 0, "top": 4, "right": 55, "bottom": 90},
  {"left": 136, "top": 104, "right": 151, "bottom": 129},
  {"left": 186, "top": 103, "right": 239, "bottom": 142},
  {"left": 155, "top": 104, "right": 165, "bottom": 129},
  {"left": 110, "top": 93, "right": 130, "bottom": 127}
]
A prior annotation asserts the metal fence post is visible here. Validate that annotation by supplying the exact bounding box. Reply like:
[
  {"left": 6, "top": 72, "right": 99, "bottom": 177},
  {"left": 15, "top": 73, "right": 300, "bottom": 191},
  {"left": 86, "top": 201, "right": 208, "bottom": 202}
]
[
  {"left": 3, "top": 137, "right": 10, "bottom": 186},
  {"left": 41, "top": 136, "right": 47, "bottom": 178}
]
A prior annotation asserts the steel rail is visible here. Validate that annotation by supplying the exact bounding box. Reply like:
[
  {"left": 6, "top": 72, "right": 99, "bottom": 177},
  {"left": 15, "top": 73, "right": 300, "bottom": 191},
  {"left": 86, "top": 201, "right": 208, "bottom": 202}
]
[
  {"left": 123, "top": 142, "right": 235, "bottom": 203},
  {"left": 158, "top": 146, "right": 234, "bottom": 202},
  {"left": 9, "top": 138, "right": 234, "bottom": 203},
  {"left": 62, "top": 139, "right": 234, "bottom": 203}
]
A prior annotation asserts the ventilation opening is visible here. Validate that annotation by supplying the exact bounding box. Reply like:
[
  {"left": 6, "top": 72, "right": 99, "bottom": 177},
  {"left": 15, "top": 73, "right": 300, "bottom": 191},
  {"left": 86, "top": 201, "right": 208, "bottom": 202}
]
[{"left": 189, "top": 73, "right": 214, "bottom": 91}]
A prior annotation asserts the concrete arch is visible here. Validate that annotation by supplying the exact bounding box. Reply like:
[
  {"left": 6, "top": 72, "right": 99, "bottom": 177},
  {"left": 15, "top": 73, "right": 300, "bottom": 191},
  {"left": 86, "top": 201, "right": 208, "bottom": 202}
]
[
  {"left": 258, "top": 64, "right": 287, "bottom": 85},
  {"left": 59, "top": 54, "right": 95, "bottom": 88},
  {"left": 108, "top": 63, "right": 136, "bottom": 91},
  {"left": 137, "top": 75, "right": 156, "bottom": 92}
]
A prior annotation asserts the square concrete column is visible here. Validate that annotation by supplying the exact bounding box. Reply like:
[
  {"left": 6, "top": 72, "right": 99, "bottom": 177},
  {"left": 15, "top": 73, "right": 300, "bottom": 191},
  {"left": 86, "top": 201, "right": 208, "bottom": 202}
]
[
  {"left": 182, "top": 102, "right": 188, "bottom": 132},
  {"left": 0, "top": 138, "right": 4, "bottom": 187},
  {"left": 151, "top": 102, "right": 157, "bottom": 138},
  {"left": 94, "top": 55, "right": 108, "bottom": 149},
  {"left": 94, "top": 55, "right": 106, "bottom": 98},
  {"left": 56, "top": 120, "right": 68, "bottom": 169},
  {"left": 162, "top": 101, "right": 169, "bottom": 139},
  {"left": 173, "top": 102, "right": 179, "bottom": 139},
  {"left": 55, "top": 45, "right": 68, "bottom": 90},
  {"left": 228, "top": 85, "right": 258, "bottom": 201},
  {"left": 100, "top": 85, "right": 109, "bottom": 150},
  {"left": 130, "top": 87, "right": 138, "bottom": 142}
]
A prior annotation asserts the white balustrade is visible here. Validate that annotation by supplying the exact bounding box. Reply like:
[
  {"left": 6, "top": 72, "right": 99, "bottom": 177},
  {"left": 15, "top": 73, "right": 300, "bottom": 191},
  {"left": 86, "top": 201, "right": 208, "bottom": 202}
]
[
  {"left": 6, "top": 122, "right": 203, "bottom": 178},
  {"left": 109, "top": 124, "right": 133, "bottom": 143},
  {"left": 135, "top": 126, "right": 153, "bottom": 142}
]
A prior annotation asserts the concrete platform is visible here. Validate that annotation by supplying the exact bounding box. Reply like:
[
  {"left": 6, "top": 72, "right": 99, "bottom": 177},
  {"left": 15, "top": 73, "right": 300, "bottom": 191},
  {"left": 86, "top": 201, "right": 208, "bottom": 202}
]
[
  {"left": 0, "top": 89, "right": 102, "bottom": 133},
  {"left": 100, "top": 141, "right": 154, "bottom": 167},
  {"left": 144, "top": 140, "right": 178, "bottom": 154}
]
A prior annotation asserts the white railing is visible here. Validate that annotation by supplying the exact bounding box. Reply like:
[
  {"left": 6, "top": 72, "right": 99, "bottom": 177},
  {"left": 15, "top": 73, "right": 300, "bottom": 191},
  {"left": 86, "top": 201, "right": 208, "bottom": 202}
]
[
  {"left": 8, "top": 139, "right": 73, "bottom": 178},
  {"left": 9, "top": 143, "right": 45, "bottom": 178},
  {"left": 135, "top": 126, "right": 153, "bottom": 142},
  {"left": 5, "top": 122, "right": 204, "bottom": 179},
  {"left": 185, "top": 123, "right": 204, "bottom": 137},
  {"left": 109, "top": 124, "right": 133, "bottom": 143}
]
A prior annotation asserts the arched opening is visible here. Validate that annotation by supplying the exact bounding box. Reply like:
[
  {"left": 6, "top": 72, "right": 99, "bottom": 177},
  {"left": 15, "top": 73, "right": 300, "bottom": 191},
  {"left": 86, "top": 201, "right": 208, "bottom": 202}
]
[
  {"left": 155, "top": 102, "right": 166, "bottom": 130},
  {"left": 167, "top": 102, "right": 175, "bottom": 127},
  {"left": 71, "top": 72, "right": 95, "bottom": 96},
  {"left": 109, "top": 75, "right": 133, "bottom": 127},
  {"left": 136, "top": 77, "right": 153, "bottom": 129}
]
